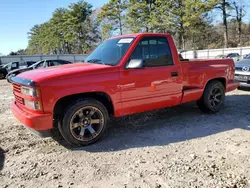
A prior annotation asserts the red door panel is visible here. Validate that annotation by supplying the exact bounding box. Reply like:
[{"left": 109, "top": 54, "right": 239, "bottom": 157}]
[{"left": 119, "top": 65, "right": 183, "bottom": 116}]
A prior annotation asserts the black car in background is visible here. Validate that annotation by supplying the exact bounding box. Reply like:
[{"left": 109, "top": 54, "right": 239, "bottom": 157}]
[
  {"left": 226, "top": 53, "right": 240, "bottom": 62},
  {"left": 7, "top": 59, "right": 72, "bottom": 80},
  {"left": 0, "top": 64, "right": 8, "bottom": 79},
  {"left": 0, "top": 61, "right": 36, "bottom": 79}
]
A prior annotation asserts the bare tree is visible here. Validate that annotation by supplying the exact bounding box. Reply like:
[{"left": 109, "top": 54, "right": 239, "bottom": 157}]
[
  {"left": 215, "top": 0, "right": 232, "bottom": 48},
  {"left": 232, "top": 0, "right": 245, "bottom": 46}
]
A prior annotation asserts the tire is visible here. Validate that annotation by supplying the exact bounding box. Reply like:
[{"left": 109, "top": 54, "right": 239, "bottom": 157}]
[
  {"left": 58, "top": 99, "right": 109, "bottom": 146},
  {"left": 197, "top": 80, "right": 225, "bottom": 113}
]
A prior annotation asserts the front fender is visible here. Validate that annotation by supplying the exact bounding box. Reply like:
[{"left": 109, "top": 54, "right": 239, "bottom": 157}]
[{"left": 39, "top": 73, "right": 120, "bottom": 116}]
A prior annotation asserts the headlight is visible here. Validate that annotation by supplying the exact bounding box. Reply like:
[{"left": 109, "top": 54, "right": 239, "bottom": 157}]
[
  {"left": 21, "top": 86, "right": 39, "bottom": 97},
  {"left": 24, "top": 99, "right": 41, "bottom": 110}
]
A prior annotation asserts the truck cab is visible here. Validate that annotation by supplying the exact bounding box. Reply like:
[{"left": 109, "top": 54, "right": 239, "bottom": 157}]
[{"left": 9, "top": 33, "right": 239, "bottom": 146}]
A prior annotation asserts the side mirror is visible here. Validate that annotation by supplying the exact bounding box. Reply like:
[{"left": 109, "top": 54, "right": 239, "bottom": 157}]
[{"left": 125, "top": 59, "right": 145, "bottom": 69}]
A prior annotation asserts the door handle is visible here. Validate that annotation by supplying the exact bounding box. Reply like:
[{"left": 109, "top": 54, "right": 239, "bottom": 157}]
[{"left": 171, "top": 72, "right": 178, "bottom": 77}]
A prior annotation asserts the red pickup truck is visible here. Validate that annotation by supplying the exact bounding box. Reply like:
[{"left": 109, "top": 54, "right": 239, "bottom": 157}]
[{"left": 10, "top": 33, "right": 239, "bottom": 146}]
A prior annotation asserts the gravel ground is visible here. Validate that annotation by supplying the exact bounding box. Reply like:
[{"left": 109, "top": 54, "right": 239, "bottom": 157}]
[{"left": 0, "top": 79, "right": 250, "bottom": 188}]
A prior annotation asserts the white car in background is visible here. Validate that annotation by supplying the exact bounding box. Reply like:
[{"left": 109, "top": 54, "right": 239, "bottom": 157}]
[{"left": 235, "top": 55, "right": 250, "bottom": 88}]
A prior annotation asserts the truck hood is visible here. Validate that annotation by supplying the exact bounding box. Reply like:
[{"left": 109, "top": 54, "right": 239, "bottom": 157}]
[
  {"left": 16, "top": 63, "right": 116, "bottom": 83},
  {"left": 235, "top": 59, "right": 250, "bottom": 68}
]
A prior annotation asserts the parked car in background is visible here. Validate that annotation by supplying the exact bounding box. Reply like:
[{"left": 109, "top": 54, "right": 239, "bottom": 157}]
[
  {"left": 25, "top": 61, "right": 36, "bottom": 66},
  {"left": 215, "top": 54, "right": 226, "bottom": 59},
  {"left": 243, "top": 54, "right": 250, "bottom": 59},
  {"left": 178, "top": 51, "right": 189, "bottom": 61},
  {"left": 226, "top": 53, "right": 240, "bottom": 62},
  {"left": 7, "top": 59, "right": 72, "bottom": 80},
  {"left": 0, "top": 61, "right": 37, "bottom": 79},
  {"left": 5, "top": 61, "right": 21, "bottom": 72},
  {"left": 0, "top": 61, "right": 32, "bottom": 79},
  {"left": 235, "top": 55, "right": 250, "bottom": 88},
  {"left": 6, "top": 61, "right": 36, "bottom": 72},
  {"left": 0, "top": 64, "right": 8, "bottom": 79}
]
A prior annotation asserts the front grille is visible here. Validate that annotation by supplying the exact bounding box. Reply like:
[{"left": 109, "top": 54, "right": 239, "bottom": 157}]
[
  {"left": 236, "top": 67, "right": 250, "bottom": 72},
  {"left": 13, "top": 84, "right": 24, "bottom": 105},
  {"left": 13, "top": 84, "right": 21, "bottom": 93},
  {"left": 236, "top": 67, "right": 242, "bottom": 71},
  {"left": 15, "top": 95, "right": 24, "bottom": 105}
]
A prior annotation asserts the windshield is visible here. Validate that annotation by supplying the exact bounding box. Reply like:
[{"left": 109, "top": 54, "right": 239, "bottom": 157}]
[
  {"left": 85, "top": 37, "right": 135, "bottom": 66},
  {"left": 3, "top": 64, "right": 9, "bottom": 68},
  {"left": 2, "top": 63, "right": 11, "bottom": 68},
  {"left": 227, "top": 54, "right": 238, "bottom": 58},
  {"left": 244, "top": 54, "right": 250, "bottom": 59},
  {"left": 29, "top": 61, "right": 42, "bottom": 68}
]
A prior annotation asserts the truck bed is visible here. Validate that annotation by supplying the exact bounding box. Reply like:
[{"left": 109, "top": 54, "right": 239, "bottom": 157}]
[
  {"left": 177, "top": 59, "right": 236, "bottom": 104},
  {"left": 181, "top": 59, "right": 235, "bottom": 90}
]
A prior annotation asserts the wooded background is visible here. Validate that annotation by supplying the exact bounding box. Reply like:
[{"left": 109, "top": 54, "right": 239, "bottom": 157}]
[{"left": 8, "top": 0, "right": 250, "bottom": 55}]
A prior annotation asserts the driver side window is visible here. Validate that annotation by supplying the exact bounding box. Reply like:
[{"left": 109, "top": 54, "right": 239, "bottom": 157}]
[{"left": 130, "top": 37, "right": 173, "bottom": 67}]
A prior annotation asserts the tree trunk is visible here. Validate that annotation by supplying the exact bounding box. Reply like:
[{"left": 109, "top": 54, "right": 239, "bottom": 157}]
[
  {"left": 222, "top": 0, "right": 228, "bottom": 48},
  {"left": 238, "top": 7, "right": 242, "bottom": 46},
  {"left": 233, "top": 1, "right": 243, "bottom": 46},
  {"left": 178, "top": 33, "right": 182, "bottom": 49},
  {"left": 182, "top": 34, "right": 185, "bottom": 50},
  {"left": 178, "top": 0, "right": 185, "bottom": 49},
  {"left": 66, "top": 42, "right": 71, "bottom": 54},
  {"left": 146, "top": 0, "right": 154, "bottom": 32},
  {"left": 238, "top": 21, "right": 242, "bottom": 46},
  {"left": 118, "top": 1, "right": 123, "bottom": 35},
  {"left": 118, "top": 16, "right": 123, "bottom": 35},
  {"left": 179, "top": 21, "right": 185, "bottom": 49}
]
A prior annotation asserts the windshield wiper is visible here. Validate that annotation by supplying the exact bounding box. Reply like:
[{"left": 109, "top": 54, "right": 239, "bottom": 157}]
[{"left": 87, "top": 59, "right": 105, "bottom": 65}]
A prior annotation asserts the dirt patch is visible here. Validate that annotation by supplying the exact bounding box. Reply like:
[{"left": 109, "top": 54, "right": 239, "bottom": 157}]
[{"left": 0, "top": 79, "right": 250, "bottom": 188}]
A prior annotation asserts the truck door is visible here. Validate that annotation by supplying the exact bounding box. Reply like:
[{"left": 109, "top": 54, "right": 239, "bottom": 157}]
[{"left": 120, "top": 36, "right": 183, "bottom": 115}]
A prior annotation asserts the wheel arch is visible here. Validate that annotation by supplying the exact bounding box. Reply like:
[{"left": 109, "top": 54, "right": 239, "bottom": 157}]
[
  {"left": 53, "top": 92, "right": 115, "bottom": 126},
  {"left": 205, "top": 77, "right": 226, "bottom": 89}
]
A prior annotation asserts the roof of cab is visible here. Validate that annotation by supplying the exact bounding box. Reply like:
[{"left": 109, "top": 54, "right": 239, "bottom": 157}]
[{"left": 108, "top": 33, "right": 171, "bottom": 40}]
